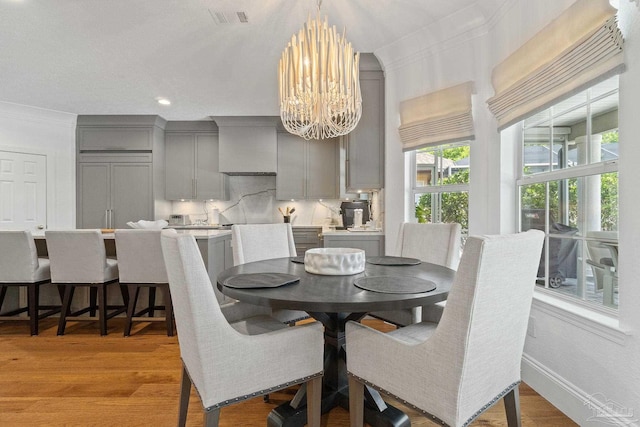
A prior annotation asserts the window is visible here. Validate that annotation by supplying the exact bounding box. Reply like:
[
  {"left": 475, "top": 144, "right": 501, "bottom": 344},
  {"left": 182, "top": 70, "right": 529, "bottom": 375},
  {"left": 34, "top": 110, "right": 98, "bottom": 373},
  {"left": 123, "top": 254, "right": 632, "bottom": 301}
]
[
  {"left": 517, "top": 76, "right": 619, "bottom": 309},
  {"left": 411, "top": 142, "right": 470, "bottom": 235}
]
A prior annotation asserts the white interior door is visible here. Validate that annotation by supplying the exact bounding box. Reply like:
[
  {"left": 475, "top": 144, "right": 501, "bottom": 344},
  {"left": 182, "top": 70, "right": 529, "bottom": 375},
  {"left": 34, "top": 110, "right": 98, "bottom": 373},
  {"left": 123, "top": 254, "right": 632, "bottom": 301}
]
[{"left": 0, "top": 151, "right": 47, "bottom": 231}]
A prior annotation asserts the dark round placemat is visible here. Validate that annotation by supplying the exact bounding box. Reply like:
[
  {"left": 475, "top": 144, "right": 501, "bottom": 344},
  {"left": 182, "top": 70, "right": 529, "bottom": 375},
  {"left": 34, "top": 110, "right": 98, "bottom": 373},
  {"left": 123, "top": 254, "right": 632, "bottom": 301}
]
[
  {"left": 290, "top": 256, "right": 305, "bottom": 264},
  {"left": 366, "top": 256, "right": 421, "bottom": 266},
  {"left": 354, "top": 276, "right": 436, "bottom": 294},
  {"left": 223, "top": 273, "right": 300, "bottom": 289}
]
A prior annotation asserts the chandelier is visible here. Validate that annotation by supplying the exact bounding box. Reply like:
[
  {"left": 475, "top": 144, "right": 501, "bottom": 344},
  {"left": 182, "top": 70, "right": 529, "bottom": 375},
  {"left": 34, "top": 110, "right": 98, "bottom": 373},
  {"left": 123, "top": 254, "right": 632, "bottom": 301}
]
[{"left": 278, "top": 1, "right": 362, "bottom": 140}]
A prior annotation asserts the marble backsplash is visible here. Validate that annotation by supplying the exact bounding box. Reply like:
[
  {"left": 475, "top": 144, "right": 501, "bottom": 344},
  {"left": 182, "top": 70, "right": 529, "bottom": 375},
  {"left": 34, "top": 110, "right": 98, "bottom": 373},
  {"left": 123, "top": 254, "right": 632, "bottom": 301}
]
[{"left": 170, "top": 176, "right": 382, "bottom": 227}]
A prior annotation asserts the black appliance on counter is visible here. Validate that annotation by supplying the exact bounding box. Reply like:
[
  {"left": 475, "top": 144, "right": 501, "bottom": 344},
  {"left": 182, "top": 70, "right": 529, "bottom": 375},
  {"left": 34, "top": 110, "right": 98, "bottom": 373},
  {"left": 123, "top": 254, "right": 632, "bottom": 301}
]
[{"left": 340, "top": 201, "right": 370, "bottom": 228}]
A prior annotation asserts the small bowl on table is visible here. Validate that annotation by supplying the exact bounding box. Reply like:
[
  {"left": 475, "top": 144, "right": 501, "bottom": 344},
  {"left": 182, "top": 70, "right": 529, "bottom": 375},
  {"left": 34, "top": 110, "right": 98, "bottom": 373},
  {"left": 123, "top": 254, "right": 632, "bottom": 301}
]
[{"left": 304, "top": 247, "right": 366, "bottom": 275}]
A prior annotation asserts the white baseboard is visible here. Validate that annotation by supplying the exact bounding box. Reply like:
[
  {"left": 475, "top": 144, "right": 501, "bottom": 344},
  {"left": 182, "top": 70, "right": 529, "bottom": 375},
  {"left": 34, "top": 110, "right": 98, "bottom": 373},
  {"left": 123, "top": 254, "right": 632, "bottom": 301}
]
[{"left": 522, "top": 354, "right": 639, "bottom": 427}]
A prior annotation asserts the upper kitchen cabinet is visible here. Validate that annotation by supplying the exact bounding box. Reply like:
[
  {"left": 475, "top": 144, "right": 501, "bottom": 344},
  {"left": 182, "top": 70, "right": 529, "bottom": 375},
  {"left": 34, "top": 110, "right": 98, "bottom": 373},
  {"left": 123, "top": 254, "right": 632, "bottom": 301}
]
[
  {"left": 213, "top": 116, "right": 278, "bottom": 175},
  {"left": 76, "top": 115, "right": 170, "bottom": 229},
  {"left": 165, "top": 121, "right": 229, "bottom": 201},
  {"left": 276, "top": 131, "right": 339, "bottom": 200},
  {"left": 345, "top": 53, "right": 385, "bottom": 191},
  {"left": 77, "top": 115, "right": 166, "bottom": 151}
]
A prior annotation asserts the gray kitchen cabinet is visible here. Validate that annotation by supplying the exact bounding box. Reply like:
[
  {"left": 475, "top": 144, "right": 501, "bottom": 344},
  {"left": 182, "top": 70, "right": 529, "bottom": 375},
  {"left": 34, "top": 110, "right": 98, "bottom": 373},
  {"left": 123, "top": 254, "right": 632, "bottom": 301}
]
[
  {"left": 292, "top": 227, "right": 323, "bottom": 255},
  {"left": 345, "top": 53, "right": 385, "bottom": 191},
  {"left": 77, "top": 115, "right": 165, "bottom": 151},
  {"left": 214, "top": 116, "right": 279, "bottom": 175},
  {"left": 77, "top": 162, "right": 153, "bottom": 229},
  {"left": 276, "top": 132, "right": 339, "bottom": 200},
  {"left": 76, "top": 115, "right": 170, "bottom": 229},
  {"left": 323, "top": 233, "right": 385, "bottom": 257},
  {"left": 165, "top": 128, "right": 228, "bottom": 200},
  {"left": 197, "top": 233, "right": 233, "bottom": 303}
]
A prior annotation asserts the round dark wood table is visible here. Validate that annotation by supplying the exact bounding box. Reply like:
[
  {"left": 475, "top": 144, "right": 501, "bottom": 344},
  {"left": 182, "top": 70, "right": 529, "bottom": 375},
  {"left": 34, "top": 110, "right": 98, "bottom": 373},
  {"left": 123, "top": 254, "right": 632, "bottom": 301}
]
[{"left": 217, "top": 257, "right": 455, "bottom": 427}]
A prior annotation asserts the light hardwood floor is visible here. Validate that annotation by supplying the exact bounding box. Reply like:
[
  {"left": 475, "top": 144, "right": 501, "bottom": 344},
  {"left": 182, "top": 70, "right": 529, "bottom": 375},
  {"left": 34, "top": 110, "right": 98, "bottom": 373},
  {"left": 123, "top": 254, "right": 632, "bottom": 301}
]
[{"left": 0, "top": 317, "right": 576, "bottom": 426}]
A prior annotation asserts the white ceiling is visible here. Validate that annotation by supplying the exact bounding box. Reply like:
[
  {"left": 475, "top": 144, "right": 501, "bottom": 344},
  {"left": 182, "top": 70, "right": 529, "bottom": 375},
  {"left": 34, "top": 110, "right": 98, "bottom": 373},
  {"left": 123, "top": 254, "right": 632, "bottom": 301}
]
[{"left": 0, "top": 0, "right": 507, "bottom": 120}]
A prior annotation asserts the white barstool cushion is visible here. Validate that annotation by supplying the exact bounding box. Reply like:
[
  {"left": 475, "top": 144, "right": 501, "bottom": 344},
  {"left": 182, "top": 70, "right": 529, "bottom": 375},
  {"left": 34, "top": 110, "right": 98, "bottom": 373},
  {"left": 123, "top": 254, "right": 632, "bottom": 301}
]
[
  {"left": 32, "top": 258, "right": 51, "bottom": 283},
  {"left": 0, "top": 231, "right": 51, "bottom": 283},
  {"left": 114, "top": 230, "right": 167, "bottom": 283},
  {"left": 104, "top": 258, "right": 119, "bottom": 282},
  {"left": 46, "top": 230, "right": 119, "bottom": 284}
]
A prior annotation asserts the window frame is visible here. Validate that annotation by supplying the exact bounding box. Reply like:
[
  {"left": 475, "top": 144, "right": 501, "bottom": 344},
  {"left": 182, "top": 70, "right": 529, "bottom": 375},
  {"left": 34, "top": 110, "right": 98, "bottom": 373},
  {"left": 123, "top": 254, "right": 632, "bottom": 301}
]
[
  {"left": 410, "top": 141, "right": 470, "bottom": 232},
  {"left": 516, "top": 79, "right": 619, "bottom": 313}
]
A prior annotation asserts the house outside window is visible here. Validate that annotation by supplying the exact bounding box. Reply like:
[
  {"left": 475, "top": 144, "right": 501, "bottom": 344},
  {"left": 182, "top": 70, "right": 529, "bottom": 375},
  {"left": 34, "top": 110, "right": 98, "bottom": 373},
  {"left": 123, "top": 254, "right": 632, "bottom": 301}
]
[
  {"left": 411, "top": 142, "right": 470, "bottom": 237},
  {"left": 517, "top": 76, "right": 619, "bottom": 310}
]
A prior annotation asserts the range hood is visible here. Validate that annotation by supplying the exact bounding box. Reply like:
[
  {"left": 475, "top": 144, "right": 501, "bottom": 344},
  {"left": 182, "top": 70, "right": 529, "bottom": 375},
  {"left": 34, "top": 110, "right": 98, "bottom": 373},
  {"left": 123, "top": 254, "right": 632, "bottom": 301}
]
[{"left": 213, "top": 116, "right": 278, "bottom": 176}]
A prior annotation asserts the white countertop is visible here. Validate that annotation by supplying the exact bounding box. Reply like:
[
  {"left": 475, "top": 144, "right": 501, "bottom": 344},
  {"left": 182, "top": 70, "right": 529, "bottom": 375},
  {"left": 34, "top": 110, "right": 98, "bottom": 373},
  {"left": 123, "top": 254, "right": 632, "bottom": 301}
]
[
  {"left": 32, "top": 229, "right": 232, "bottom": 240},
  {"left": 167, "top": 225, "right": 230, "bottom": 230},
  {"left": 321, "top": 229, "right": 383, "bottom": 236},
  {"left": 173, "top": 229, "right": 232, "bottom": 239}
]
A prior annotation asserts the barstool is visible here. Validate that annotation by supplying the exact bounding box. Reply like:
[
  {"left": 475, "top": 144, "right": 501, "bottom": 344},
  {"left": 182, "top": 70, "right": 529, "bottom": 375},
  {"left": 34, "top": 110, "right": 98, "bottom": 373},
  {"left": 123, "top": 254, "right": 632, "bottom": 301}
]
[
  {"left": 0, "top": 230, "right": 61, "bottom": 335},
  {"left": 114, "top": 229, "right": 174, "bottom": 336},
  {"left": 45, "top": 230, "right": 127, "bottom": 336}
]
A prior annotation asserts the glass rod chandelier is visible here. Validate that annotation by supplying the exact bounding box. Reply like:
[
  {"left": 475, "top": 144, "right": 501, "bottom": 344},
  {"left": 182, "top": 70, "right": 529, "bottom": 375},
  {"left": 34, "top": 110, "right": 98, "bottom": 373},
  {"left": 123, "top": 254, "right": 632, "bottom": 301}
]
[{"left": 278, "top": 1, "right": 362, "bottom": 140}]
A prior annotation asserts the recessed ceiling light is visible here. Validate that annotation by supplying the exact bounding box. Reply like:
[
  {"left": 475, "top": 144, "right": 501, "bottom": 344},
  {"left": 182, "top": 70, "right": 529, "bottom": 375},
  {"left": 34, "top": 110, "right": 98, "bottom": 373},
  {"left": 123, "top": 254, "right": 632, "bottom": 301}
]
[{"left": 157, "top": 98, "right": 171, "bottom": 106}]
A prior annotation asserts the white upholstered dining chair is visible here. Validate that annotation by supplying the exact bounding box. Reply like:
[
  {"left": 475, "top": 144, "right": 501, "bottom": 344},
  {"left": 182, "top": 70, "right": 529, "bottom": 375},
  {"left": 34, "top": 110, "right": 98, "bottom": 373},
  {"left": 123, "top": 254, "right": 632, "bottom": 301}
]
[
  {"left": 346, "top": 230, "right": 544, "bottom": 427},
  {"left": 369, "top": 222, "right": 462, "bottom": 326},
  {"left": 231, "top": 223, "right": 309, "bottom": 324},
  {"left": 160, "top": 229, "right": 324, "bottom": 427},
  {"left": 0, "top": 230, "right": 60, "bottom": 335}
]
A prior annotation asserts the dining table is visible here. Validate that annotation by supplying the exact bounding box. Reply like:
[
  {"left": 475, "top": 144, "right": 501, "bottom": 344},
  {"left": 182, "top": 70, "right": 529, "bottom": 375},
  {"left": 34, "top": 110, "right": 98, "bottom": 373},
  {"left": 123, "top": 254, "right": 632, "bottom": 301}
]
[{"left": 217, "top": 256, "right": 455, "bottom": 427}]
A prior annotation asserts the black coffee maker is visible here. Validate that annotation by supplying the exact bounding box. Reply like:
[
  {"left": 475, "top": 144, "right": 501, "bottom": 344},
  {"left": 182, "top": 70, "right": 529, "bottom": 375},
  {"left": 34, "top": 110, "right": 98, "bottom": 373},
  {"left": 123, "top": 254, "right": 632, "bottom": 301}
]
[{"left": 340, "top": 201, "right": 370, "bottom": 228}]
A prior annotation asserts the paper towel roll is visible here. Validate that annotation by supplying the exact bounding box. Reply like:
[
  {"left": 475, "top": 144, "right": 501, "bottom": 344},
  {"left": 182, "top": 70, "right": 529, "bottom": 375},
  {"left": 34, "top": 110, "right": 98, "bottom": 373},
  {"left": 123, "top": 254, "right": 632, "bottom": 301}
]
[
  {"left": 353, "top": 209, "right": 363, "bottom": 228},
  {"left": 210, "top": 208, "right": 220, "bottom": 225}
]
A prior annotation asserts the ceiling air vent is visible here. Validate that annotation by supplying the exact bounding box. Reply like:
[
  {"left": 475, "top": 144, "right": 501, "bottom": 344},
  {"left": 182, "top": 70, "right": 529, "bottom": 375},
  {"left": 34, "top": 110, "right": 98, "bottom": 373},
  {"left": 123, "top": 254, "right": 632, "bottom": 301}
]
[
  {"left": 237, "top": 12, "right": 249, "bottom": 23},
  {"left": 208, "top": 9, "right": 249, "bottom": 24}
]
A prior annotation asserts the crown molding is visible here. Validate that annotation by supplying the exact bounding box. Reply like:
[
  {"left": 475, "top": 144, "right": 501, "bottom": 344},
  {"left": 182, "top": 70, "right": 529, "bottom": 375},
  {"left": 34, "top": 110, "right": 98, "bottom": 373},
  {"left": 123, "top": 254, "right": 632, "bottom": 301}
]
[
  {"left": 377, "top": 0, "right": 518, "bottom": 73},
  {"left": 0, "top": 101, "right": 77, "bottom": 127}
]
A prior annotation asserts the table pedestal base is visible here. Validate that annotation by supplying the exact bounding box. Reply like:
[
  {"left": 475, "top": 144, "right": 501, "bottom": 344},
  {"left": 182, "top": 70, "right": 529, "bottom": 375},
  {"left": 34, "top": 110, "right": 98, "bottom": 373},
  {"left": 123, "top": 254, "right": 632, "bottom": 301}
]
[
  {"left": 266, "top": 389, "right": 410, "bottom": 427},
  {"left": 267, "top": 312, "right": 410, "bottom": 427}
]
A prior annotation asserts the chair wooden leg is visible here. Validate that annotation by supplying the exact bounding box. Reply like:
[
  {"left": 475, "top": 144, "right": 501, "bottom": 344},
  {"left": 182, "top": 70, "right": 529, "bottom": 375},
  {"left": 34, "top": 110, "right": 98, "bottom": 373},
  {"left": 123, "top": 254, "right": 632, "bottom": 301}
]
[
  {"left": 203, "top": 409, "right": 220, "bottom": 427},
  {"left": 163, "top": 285, "right": 174, "bottom": 337},
  {"left": 120, "top": 283, "right": 129, "bottom": 308},
  {"left": 148, "top": 287, "right": 156, "bottom": 317},
  {"left": 0, "top": 285, "right": 7, "bottom": 309},
  {"left": 504, "top": 387, "right": 522, "bottom": 427},
  {"left": 57, "top": 286, "right": 75, "bottom": 336},
  {"left": 89, "top": 287, "right": 98, "bottom": 317},
  {"left": 178, "top": 365, "right": 192, "bottom": 427},
  {"left": 98, "top": 284, "right": 108, "bottom": 336},
  {"left": 306, "top": 376, "right": 322, "bottom": 427},
  {"left": 124, "top": 285, "right": 140, "bottom": 337},
  {"left": 349, "top": 375, "right": 365, "bottom": 427},
  {"left": 27, "top": 283, "right": 39, "bottom": 335},
  {"left": 57, "top": 285, "right": 65, "bottom": 303}
]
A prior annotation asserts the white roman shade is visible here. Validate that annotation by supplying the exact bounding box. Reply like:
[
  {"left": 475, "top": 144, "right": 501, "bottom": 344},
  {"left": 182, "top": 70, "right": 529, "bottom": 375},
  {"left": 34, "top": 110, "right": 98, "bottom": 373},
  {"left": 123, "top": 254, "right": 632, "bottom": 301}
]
[
  {"left": 488, "top": 0, "right": 624, "bottom": 131},
  {"left": 398, "top": 81, "right": 475, "bottom": 152}
]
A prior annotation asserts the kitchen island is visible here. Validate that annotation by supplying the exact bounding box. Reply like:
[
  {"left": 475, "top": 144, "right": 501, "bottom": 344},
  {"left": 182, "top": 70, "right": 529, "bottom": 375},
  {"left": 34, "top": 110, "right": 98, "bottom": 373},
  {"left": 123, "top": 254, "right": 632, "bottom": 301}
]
[{"left": 33, "top": 229, "right": 233, "bottom": 303}]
